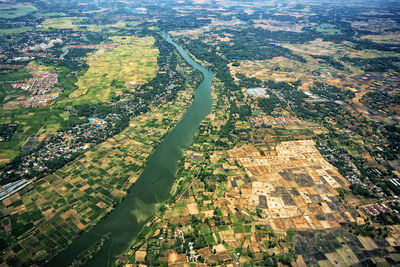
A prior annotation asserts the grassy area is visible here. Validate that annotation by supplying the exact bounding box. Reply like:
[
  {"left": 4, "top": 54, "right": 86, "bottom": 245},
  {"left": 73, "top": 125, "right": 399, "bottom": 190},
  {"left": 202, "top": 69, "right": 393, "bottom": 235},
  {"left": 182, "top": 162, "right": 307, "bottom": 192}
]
[
  {"left": 39, "top": 17, "right": 128, "bottom": 32},
  {"left": 36, "top": 12, "right": 66, "bottom": 18},
  {"left": 68, "top": 36, "right": 159, "bottom": 104},
  {"left": 0, "top": 27, "right": 34, "bottom": 35},
  {"left": 316, "top": 24, "right": 342, "bottom": 35},
  {"left": 0, "top": 68, "right": 32, "bottom": 82},
  {"left": 0, "top": 5, "right": 37, "bottom": 19},
  {"left": 0, "top": 107, "right": 65, "bottom": 162},
  {"left": 40, "top": 17, "right": 86, "bottom": 30},
  {"left": 0, "top": 68, "right": 32, "bottom": 105}
]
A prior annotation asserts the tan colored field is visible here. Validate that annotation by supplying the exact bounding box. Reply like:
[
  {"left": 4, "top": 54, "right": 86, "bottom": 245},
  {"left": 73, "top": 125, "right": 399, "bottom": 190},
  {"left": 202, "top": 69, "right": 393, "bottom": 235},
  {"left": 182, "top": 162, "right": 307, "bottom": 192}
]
[
  {"left": 232, "top": 38, "right": 400, "bottom": 91},
  {"left": 70, "top": 36, "right": 159, "bottom": 103},
  {"left": 224, "top": 140, "right": 354, "bottom": 231},
  {"left": 40, "top": 17, "right": 127, "bottom": 32},
  {"left": 252, "top": 19, "right": 311, "bottom": 32},
  {"left": 361, "top": 34, "right": 400, "bottom": 45},
  {"left": 41, "top": 17, "right": 86, "bottom": 30}
]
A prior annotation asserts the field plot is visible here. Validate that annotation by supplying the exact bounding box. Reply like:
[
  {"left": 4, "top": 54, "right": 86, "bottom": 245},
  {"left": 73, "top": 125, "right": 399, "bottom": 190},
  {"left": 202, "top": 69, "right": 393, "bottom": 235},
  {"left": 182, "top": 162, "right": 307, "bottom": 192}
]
[
  {"left": 0, "top": 27, "right": 33, "bottom": 35},
  {"left": 230, "top": 39, "right": 357, "bottom": 90},
  {"left": 251, "top": 19, "right": 310, "bottom": 32},
  {"left": 361, "top": 34, "right": 400, "bottom": 45},
  {"left": 232, "top": 38, "right": 400, "bottom": 94},
  {"left": 40, "top": 17, "right": 86, "bottom": 30},
  {"left": 0, "top": 84, "right": 195, "bottom": 264},
  {"left": 295, "top": 228, "right": 395, "bottom": 266},
  {"left": 0, "top": 5, "right": 37, "bottom": 19},
  {"left": 315, "top": 24, "right": 341, "bottom": 35},
  {"left": 40, "top": 17, "right": 129, "bottom": 32},
  {"left": 69, "top": 36, "right": 159, "bottom": 104},
  {"left": 350, "top": 18, "right": 400, "bottom": 33},
  {"left": 225, "top": 140, "right": 354, "bottom": 231}
]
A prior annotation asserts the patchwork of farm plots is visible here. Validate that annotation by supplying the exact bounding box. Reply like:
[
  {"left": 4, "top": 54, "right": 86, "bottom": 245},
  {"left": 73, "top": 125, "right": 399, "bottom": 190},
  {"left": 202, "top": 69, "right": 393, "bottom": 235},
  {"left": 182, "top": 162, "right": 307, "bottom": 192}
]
[
  {"left": 0, "top": 86, "right": 195, "bottom": 264},
  {"left": 226, "top": 140, "right": 354, "bottom": 231}
]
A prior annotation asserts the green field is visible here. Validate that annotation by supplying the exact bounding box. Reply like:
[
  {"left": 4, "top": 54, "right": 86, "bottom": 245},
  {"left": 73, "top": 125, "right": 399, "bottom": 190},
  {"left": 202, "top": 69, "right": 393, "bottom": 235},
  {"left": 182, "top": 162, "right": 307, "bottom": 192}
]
[
  {"left": 40, "top": 17, "right": 86, "bottom": 30},
  {"left": 0, "top": 27, "right": 34, "bottom": 35},
  {"left": 316, "top": 24, "right": 342, "bottom": 35},
  {"left": 39, "top": 17, "right": 127, "bottom": 32},
  {"left": 0, "top": 5, "right": 37, "bottom": 19},
  {"left": 68, "top": 36, "right": 159, "bottom": 105}
]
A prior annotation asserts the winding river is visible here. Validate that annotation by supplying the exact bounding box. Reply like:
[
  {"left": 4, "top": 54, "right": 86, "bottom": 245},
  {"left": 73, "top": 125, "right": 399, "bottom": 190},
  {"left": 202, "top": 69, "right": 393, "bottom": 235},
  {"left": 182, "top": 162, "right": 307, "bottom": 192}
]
[{"left": 47, "top": 35, "right": 213, "bottom": 266}]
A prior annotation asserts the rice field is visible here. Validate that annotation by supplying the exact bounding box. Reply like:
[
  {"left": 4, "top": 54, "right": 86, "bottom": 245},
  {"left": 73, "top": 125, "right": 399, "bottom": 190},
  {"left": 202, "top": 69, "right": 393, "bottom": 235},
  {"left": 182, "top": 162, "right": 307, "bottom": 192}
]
[{"left": 69, "top": 36, "right": 159, "bottom": 104}]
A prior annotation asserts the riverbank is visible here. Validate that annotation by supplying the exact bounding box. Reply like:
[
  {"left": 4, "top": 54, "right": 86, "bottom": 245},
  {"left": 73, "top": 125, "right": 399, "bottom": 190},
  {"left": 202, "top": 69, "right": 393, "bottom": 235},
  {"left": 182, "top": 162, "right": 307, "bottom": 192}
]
[
  {"left": 46, "top": 35, "right": 213, "bottom": 266},
  {"left": 0, "top": 35, "right": 203, "bottom": 265}
]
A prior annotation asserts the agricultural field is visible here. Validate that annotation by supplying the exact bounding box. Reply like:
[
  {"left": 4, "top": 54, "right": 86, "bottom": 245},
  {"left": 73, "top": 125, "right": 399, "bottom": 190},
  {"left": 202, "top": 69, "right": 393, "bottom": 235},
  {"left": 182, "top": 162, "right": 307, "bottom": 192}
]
[
  {"left": 232, "top": 37, "right": 400, "bottom": 123},
  {"left": 40, "top": 17, "right": 86, "bottom": 30},
  {"left": 225, "top": 140, "right": 351, "bottom": 231},
  {"left": 252, "top": 19, "right": 311, "bottom": 32},
  {"left": 0, "top": 78, "right": 196, "bottom": 264},
  {"left": 0, "top": 63, "right": 66, "bottom": 163},
  {"left": 0, "top": 27, "right": 33, "bottom": 36},
  {"left": 0, "top": 5, "right": 37, "bottom": 19},
  {"left": 39, "top": 17, "right": 129, "bottom": 32},
  {"left": 361, "top": 34, "right": 400, "bottom": 45},
  {"left": 120, "top": 75, "right": 400, "bottom": 266},
  {"left": 68, "top": 36, "right": 159, "bottom": 104},
  {"left": 315, "top": 24, "right": 342, "bottom": 35}
]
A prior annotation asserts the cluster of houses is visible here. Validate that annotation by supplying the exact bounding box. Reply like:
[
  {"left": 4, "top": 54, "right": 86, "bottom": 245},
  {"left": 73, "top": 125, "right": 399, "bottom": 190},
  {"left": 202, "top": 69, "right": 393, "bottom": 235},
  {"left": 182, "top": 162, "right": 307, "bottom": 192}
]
[
  {"left": 3, "top": 69, "right": 61, "bottom": 110},
  {"left": 1, "top": 113, "right": 123, "bottom": 183},
  {"left": 316, "top": 140, "right": 400, "bottom": 221},
  {"left": 188, "top": 242, "right": 199, "bottom": 262},
  {"left": 0, "top": 29, "right": 65, "bottom": 65},
  {"left": 361, "top": 203, "right": 391, "bottom": 216},
  {"left": 29, "top": 38, "right": 63, "bottom": 51}
]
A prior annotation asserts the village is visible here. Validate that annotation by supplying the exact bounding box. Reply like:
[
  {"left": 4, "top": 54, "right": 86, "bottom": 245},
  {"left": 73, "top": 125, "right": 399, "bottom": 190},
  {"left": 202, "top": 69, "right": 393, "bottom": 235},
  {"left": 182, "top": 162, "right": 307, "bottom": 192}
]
[
  {"left": 1, "top": 0, "right": 400, "bottom": 265},
  {"left": 2, "top": 67, "right": 61, "bottom": 110}
]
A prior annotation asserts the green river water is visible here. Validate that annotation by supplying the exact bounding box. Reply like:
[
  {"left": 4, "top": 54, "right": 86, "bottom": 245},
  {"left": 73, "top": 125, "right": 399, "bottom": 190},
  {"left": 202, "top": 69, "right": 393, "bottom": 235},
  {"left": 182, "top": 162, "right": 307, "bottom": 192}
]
[{"left": 47, "top": 35, "right": 213, "bottom": 266}]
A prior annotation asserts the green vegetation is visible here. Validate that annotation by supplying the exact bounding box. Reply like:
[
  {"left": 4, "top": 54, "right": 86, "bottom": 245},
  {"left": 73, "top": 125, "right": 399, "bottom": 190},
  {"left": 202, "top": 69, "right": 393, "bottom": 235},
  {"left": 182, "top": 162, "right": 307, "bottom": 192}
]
[
  {"left": 0, "top": 5, "right": 37, "bottom": 19},
  {"left": 310, "top": 82, "right": 355, "bottom": 100},
  {"left": 315, "top": 24, "right": 342, "bottom": 35},
  {"left": 341, "top": 56, "right": 400, "bottom": 72},
  {"left": 310, "top": 55, "right": 345, "bottom": 70},
  {"left": 68, "top": 36, "right": 159, "bottom": 104},
  {"left": 0, "top": 27, "right": 34, "bottom": 35},
  {"left": 40, "top": 17, "right": 86, "bottom": 30}
]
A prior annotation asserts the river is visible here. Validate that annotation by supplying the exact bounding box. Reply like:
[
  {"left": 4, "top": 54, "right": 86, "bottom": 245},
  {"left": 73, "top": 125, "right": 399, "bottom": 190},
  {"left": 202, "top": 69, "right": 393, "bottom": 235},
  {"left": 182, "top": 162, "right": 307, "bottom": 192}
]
[{"left": 47, "top": 35, "right": 213, "bottom": 266}]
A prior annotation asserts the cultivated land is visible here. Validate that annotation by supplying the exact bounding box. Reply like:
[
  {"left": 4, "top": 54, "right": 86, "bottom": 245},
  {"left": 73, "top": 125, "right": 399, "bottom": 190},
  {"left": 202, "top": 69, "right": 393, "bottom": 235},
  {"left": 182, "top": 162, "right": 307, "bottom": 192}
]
[
  {"left": 39, "top": 17, "right": 129, "bottom": 32},
  {"left": 40, "top": 17, "right": 86, "bottom": 30},
  {"left": 0, "top": 5, "right": 37, "bottom": 19},
  {"left": 0, "top": 74, "right": 196, "bottom": 264},
  {"left": 69, "top": 36, "right": 159, "bottom": 104},
  {"left": 225, "top": 140, "right": 350, "bottom": 231},
  {"left": 0, "top": 27, "right": 33, "bottom": 36},
  {"left": 2, "top": 0, "right": 400, "bottom": 266}
]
